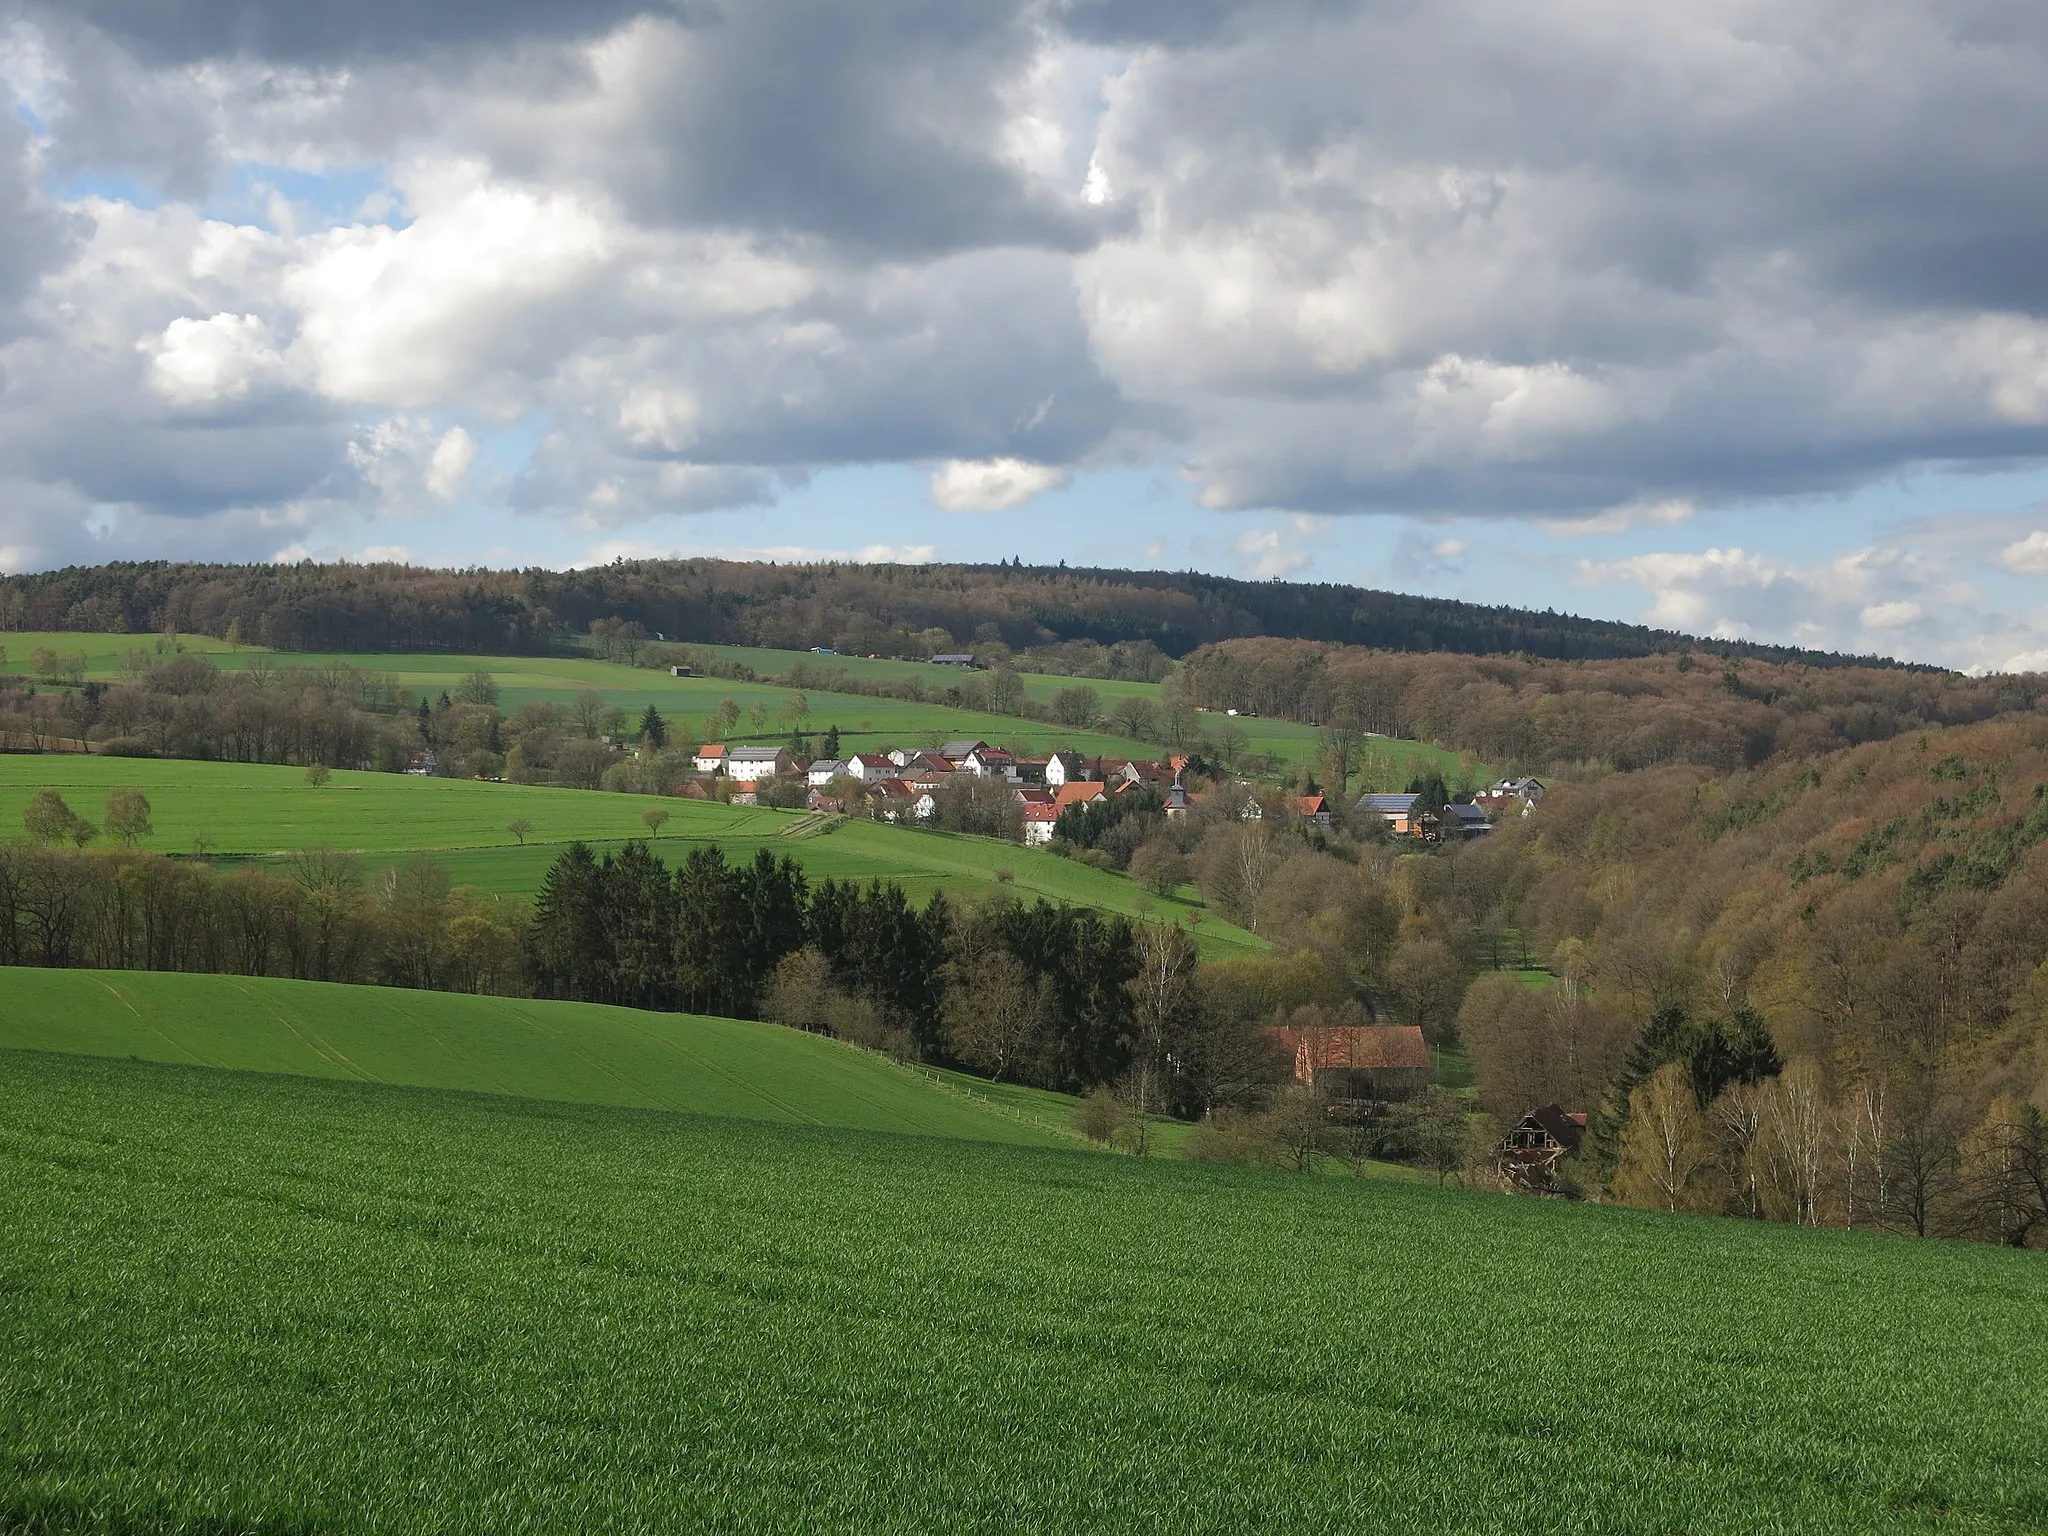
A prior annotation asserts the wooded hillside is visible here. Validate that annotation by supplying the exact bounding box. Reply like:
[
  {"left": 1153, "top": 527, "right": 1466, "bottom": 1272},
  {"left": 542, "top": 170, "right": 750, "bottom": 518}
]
[
  {"left": 0, "top": 558, "right": 1918, "bottom": 669},
  {"left": 1173, "top": 639, "right": 2040, "bottom": 771}
]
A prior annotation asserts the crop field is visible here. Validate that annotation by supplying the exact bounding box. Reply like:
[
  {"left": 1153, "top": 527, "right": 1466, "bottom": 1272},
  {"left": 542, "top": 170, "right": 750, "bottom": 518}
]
[
  {"left": 0, "top": 969, "right": 1070, "bottom": 1147},
  {"left": 0, "top": 756, "right": 1263, "bottom": 954},
  {"left": 5, "top": 1049, "right": 2045, "bottom": 1533}
]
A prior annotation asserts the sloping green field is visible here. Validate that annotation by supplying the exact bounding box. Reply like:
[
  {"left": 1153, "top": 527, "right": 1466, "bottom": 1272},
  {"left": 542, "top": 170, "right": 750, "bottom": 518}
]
[
  {"left": 3, "top": 1049, "right": 2044, "bottom": 1532},
  {"left": 5, "top": 631, "right": 1483, "bottom": 782},
  {"left": 0, "top": 757, "right": 1263, "bottom": 955},
  {"left": 0, "top": 969, "right": 1067, "bottom": 1147}
]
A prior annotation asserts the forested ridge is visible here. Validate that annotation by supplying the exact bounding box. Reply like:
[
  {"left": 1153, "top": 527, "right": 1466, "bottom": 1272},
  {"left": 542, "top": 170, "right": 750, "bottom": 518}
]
[
  {"left": 0, "top": 557, "right": 1921, "bottom": 668},
  {"left": 1173, "top": 638, "right": 2041, "bottom": 772}
]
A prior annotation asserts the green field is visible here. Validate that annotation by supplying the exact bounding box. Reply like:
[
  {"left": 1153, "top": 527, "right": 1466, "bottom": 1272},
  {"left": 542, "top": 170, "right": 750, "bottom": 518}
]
[
  {"left": 5, "top": 1048, "right": 2044, "bottom": 1532},
  {"left": 0, "top": 756, "right": 1264, "bottom": 955},
  {"left": 5, "top": 630, "right": 1484, "bottom": 785},
  {"left": 0, "top": 969, "right": 1071, "bottom": 1147}
]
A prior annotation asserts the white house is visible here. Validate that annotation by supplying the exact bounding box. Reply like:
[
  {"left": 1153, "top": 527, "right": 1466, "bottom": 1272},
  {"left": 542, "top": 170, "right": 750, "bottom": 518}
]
[
  {"left": 844, "top": 752, "right": 894, "bottom": 784},
  {"left": 1045, "top": 750, "right": 1088, "bottom": 787},
  {"left": 1022, "top": 801, "right": 1060, "bottom": 845},
  {"left": 964, "top": 747, "right": 1013, "bottom": 779},
  {"left": 807, "top": 759, "right": 847, "bottom": 787},
  {"left": 726, "top": 746, "right": 792, "bottom": 783},
  {"left": 693, "top": 743, "right": 729, "bottom": 774}
]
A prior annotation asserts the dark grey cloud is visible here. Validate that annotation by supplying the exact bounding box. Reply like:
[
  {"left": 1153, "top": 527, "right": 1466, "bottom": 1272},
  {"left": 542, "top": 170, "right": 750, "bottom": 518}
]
[{"left": 25, "top": 0, "right": 656, "bottom": 66}]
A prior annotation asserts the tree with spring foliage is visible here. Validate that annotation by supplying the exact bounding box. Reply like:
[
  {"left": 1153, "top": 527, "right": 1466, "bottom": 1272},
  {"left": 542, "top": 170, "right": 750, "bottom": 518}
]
[{"left": 103, "top": 789, "right": 153, "bottom": 847}]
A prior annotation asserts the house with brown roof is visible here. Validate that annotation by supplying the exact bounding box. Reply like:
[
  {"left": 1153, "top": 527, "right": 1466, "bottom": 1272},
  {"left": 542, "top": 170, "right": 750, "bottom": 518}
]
[
  {"left": 1022, "top": 800, "right": 1061, "bottom": 845},
  {"left": 1050, "top": 780, "right": 1108, "bottom": 815},
  {"left": 1271, "top": 1024, "right": 1433, "bottom": 1102},
  {"left": 692, "top": 743, "right": 729, "bottom": 774},
  {"left": 1293, "top": 793, "right": 1332, "bottom": 829}
]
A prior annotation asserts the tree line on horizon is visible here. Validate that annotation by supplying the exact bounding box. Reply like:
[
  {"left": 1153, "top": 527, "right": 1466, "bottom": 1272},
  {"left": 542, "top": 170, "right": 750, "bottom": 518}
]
[{"left": 0, "top": 556, "right": 1922, "bottom": 670}]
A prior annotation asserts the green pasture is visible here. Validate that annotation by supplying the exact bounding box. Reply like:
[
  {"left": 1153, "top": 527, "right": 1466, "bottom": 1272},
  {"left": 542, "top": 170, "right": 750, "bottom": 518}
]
[
  {"left": 5, "top": 1050, "right": 2045, "bottom": 1533},
  {"left": 0, "top": 969, "right": 1066, "bottom": 1147},
  {"left": 6, "top": 631, "right": 1486, "bottom": 786},
  {"left": 0, "top": 629, "right": 242, "bottom": 677},
  {"left": 0, "top": 756, "right": 1264, "bottom": 956}
]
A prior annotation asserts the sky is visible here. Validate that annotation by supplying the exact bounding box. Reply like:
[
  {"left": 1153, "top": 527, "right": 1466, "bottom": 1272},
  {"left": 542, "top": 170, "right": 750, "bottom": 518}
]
[{"left": 4, "top": 1, "right": 2048, "bottom": 670}]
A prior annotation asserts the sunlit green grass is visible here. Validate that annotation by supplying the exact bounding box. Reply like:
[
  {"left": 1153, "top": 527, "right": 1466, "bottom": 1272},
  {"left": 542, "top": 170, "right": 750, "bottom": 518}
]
[
  {"left": 0, "top": 969, "right": 1067, "bottom": 1146},
  {"left": 0, "top": 756, "right": 1264, "bottom": 955},
  {"left": 7, "top": 632, "right": 1484, "bottom": 781},
  {"left": 4, "top": 1049, "right": 2044, "bottom": 1533}
]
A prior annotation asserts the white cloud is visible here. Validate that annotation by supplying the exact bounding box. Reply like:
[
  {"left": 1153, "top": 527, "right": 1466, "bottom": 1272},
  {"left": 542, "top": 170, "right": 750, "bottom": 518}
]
[
  {"left": 1231, "top": 527, "right": 1311, "bottom": 580},
  {"left": 425, "top": 427, "right": 477, "bottom": 500},
  {"left": 1997, "top": 529, "right": 2048, "bottom": 575},
  {"left": 575, "top": 538, "right": 935, "bottom": 566},
  {"left": 1859, "top": 600, "right": 1924, "bottom": 629},
  {"left": 346, "top": 416, "right": 477, "bottom": 510},
  {"left": 930, "top": 457, "right": 1070, "bottom": 512},
  {"left": 141, "top": 312, "right": 287, "bottom": 406},
  {"left": 1543, "top": 499, "right": 1697, "bottom": 539}
]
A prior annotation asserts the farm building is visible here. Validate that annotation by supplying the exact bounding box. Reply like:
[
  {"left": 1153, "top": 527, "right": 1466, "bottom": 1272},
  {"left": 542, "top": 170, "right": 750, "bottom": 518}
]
[
  {"left": 693, "top": 743, "right": 729, "bottom": 774},
  {"left": 939, "top": 740, "right": 990, "bottom": 761},
  {"left": 725, "top": 747, "right": 793, "bottom": 783},
  {"left": 1294, "top": 793, "right": 1332, "bottom": 829},
  {"left": 1494, "top": 1104, "right": 1587, "bottom": 1194},
  {"left": 932, "top": 653, "right": 976, "bottom": 666},
  {"left": 667, "top": 664, "right": 694, "bottom": 677},
  {"left": 1272, "top": 1024, "right": 1432, "bottom": 1102}
]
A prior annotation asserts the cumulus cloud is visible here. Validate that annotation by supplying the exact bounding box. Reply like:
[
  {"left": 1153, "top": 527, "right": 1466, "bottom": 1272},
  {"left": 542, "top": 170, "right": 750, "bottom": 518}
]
[
  {"left": 5, "top": 0, "right": 2048, "bottom": 609},
  {"left": 930, "top": 457, "right": 1070, "bottom": 511},
  {"left": 1997, "top": 529, "right": 2048, "bottom": 575}
]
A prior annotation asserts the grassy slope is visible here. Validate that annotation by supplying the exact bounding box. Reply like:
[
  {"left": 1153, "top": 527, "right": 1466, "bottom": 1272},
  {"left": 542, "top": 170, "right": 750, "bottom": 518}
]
[
  {"left": 4, "top": 1049, "right": 2044, "bottom": 1533},
  {"left": 0, "top": 756, "right": 1264, "bottom": 956},
  {"left": 0, "top": 968, "right": 1068, "bottom": 1147},
  {"left": 4, "top": 631, "right": 1481, "bottom": 783}
]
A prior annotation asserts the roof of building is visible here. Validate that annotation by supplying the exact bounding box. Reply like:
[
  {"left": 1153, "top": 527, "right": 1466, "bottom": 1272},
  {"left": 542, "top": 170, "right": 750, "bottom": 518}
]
[
  {"left": 1273, "top": 1024, "right": 1432, "bottom": 1074},
  {"left": 1518, "top": 1103, "right": 1587, "bottom": 1153},
  {"left": 1022, "top": 802, "right": 1060, "bottom": 822},
  {"left": 932, "top": 653, "right": 976, "bottom": 664},
  {"left": 1444, "top": 802, "right": 1488, "bottom": 823},
  {"left": 1052, "top": 781, "right": 1109, "bottom": 811},
  {"left": 1017, "top": 788, "right": 1055, "bottom": 806},
  {"left": 1048, "top": 749, "right": 1087, "bottom": 767},
  {"left": 1295, "top": 794, "right": 1327, "bottom": 816},
  {"left": 1358, "top": 792, "right": 1420, "bottom": 814},
  {"left": 696, "top": 743, "right": 728, "bottom": 758},
  {"left": 872, "top": 778, "right": 919, "bottom": 799},
  {"left": 809, "top": 759, "right": 847, "bottom": 775},
  {"left": 940, "top": 740, "right": 988, "bottom": 758},
  {"left": 729, "top": 746, "right": 787, "bottom": 762}
]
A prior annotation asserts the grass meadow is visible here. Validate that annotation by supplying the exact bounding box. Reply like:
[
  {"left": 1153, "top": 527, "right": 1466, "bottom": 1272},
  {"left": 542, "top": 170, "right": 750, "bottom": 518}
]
[
  {"left": 5, "top": 1047, "right": 2045, "bottom": 1533},
  {"left": 0, "top": 969, "right": 1075, "bottom": 1147},
  {"left": 5, "top": 629, "right": 1484, "bottom": 784},
  {"left": 0, "top": 755, "right": 1264, "bottom": 955}
]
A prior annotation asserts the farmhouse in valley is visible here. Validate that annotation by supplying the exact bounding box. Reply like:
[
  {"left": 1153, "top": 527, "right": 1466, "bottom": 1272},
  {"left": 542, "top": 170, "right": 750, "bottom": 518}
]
[
  {"left": 1271, "top": 1023, "right": 1433, "bottom": 1103},
  {"left": 1494, "top": 1104, "right": 1587, "bottom": 1194}
]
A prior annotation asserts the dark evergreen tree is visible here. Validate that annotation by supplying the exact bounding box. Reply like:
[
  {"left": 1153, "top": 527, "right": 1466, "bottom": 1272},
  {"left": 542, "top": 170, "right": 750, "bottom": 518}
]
[
  {"left": 822, "top": 724, "right": 840, "bottom": 758},
  {"left": 529, "top": 843, "right": 605, "bottom": 1000},
  {"left": 638, "top": 704, "right": 666, "bottom": 749}
]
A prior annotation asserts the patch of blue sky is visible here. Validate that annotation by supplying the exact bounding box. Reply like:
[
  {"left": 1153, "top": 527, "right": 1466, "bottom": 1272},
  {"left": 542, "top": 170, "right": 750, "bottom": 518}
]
[
  {"left": 203, "top": 162, "right": 402, "bottom": 231},
  {"left": 44, "top": 170, "right": 162, "bottom": 210}
]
